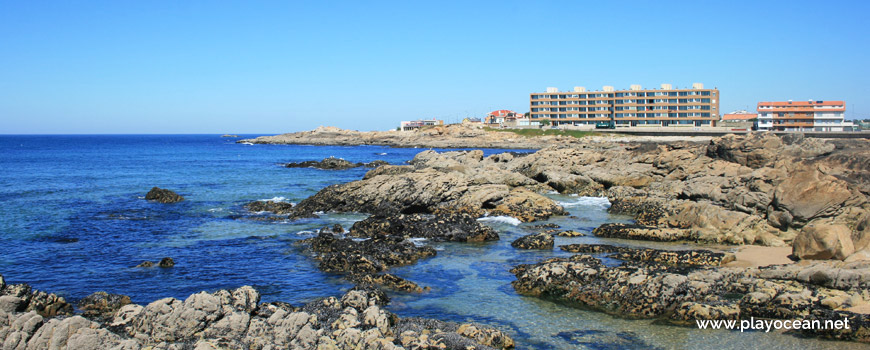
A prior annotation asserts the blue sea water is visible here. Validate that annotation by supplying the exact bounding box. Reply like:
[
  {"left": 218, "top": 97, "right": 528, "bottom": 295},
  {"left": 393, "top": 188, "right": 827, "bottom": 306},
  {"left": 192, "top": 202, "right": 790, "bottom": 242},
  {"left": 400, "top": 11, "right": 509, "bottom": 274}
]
[{"left": 0, "top": 135, "right": 865, "bottom": 350}]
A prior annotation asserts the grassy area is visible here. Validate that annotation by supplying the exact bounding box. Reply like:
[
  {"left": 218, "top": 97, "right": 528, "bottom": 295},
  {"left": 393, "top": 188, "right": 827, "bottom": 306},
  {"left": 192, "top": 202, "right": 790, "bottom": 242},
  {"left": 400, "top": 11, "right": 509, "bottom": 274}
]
[{"left": 484, "top": 127, "right": 599, "bottom": 138}]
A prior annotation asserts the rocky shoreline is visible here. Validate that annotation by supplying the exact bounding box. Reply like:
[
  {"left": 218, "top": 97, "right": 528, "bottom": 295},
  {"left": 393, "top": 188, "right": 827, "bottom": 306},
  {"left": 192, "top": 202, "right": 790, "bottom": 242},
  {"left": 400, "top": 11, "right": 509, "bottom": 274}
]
[
  {"left": 0, "top": 274, "right": 514, "bottom": 349},
  {"left": 237, "top": 124, "right": 714, "bottom": 149},
  {"left": 237, "top": 131, "right": 870, "bottom": 344}
]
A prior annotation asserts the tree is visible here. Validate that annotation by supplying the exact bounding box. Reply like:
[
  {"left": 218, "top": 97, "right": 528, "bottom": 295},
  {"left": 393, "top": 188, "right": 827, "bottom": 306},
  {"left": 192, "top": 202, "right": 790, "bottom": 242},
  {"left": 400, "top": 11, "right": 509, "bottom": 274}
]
[{"left": 540, "top": 119, "right": 551, "bottom": 126}]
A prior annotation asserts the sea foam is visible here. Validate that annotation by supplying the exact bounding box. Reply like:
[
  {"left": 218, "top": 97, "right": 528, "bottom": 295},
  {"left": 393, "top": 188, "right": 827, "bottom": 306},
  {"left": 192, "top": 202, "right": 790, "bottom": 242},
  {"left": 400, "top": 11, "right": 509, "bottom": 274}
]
[
  {"left": 477, "top": 216, "right": 522, "bottom": 226},
  {"left": 557, "top": 196, "right": 611, "bottom": 209}
]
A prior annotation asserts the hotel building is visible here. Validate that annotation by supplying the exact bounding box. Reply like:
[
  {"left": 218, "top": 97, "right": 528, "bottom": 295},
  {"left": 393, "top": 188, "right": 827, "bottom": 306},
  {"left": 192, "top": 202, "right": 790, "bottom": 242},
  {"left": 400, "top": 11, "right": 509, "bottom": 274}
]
[
  {"left": 529, "top": 83, "right": 719, "bottom": 127},
  {"left": 756, "top": 100, "right": 854, "bottom": 132}
]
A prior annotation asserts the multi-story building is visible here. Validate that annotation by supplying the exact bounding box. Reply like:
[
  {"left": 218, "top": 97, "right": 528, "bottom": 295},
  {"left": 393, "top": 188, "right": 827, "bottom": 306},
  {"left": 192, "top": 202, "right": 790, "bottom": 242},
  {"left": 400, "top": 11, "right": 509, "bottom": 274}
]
[
  {"left": 529, "top": 83, "right": 719, "bottom": 128},
  {"left": 756, "top": 100, "right": 854, "bottom": 132}
]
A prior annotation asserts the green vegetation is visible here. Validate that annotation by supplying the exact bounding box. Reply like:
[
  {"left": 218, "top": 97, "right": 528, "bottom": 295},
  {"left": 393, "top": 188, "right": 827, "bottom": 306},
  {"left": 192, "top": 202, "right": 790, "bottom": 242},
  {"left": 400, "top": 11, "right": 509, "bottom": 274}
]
[{"left": 484, "top": 127, "right": 599, "bottom": 138}]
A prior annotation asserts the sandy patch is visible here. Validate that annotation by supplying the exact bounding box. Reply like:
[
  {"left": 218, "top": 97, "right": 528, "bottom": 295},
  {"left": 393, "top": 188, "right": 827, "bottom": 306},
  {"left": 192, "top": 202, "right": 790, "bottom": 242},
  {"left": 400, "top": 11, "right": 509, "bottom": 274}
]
[{"left": 723, "top": 245, "right": 794, "bottom": 268}]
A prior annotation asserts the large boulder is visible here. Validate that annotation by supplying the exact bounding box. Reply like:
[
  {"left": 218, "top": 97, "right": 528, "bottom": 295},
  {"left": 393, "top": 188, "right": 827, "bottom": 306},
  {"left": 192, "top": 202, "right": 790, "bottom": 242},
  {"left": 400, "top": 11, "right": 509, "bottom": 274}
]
[
  {"left": 793, "top": 224, "right": 855, "bottom": 260},
  {"left": 145, "top": 187, "right": 184, "bottom": 203},
  {"left": 773, "top": 166, "right": 855, "bottom": 224}
]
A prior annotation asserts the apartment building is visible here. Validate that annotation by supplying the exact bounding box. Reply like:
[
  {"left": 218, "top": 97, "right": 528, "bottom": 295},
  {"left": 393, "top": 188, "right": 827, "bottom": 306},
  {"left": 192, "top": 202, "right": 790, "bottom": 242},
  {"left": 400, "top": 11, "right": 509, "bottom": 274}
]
[
  {"left": 756, "top": 100, "right": 854, "bottom": 132},
  {"left": 529, "top": 83, "right": 719, "bottom": 127}
]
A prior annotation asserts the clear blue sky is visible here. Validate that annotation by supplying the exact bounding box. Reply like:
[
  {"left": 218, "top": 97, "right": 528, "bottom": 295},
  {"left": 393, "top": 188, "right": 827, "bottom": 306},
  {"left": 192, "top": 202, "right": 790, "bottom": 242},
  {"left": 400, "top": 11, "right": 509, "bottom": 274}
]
[{"left": 2, "top": 0, "right": 868, "bottom": 134}]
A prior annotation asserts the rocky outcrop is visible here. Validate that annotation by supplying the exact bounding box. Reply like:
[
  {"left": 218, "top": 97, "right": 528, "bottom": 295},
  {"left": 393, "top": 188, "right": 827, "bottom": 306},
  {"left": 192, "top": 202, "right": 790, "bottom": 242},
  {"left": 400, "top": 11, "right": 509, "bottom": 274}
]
[
  {"left": 267, "top": 133, "right": 869, "bottom": 260},
  {"left": 298, "top": 231, "right": 436, "bottom": 294},
  {"left": 348, "top": 273, "right": 430, "bottom": 293},
  {"left": 239, "top": 124, "right": 586, "bottom": 149},
  {"left": 0, "top": 274, "right": 515, "bottom": 349},
  {"left": 0, "top": 277, "right": 73, "bottom": 318},
  {"left": 245, "top": 200, "right": 295, "bottom": 214},
  {"left": 292, "top": 150, "right": 566, "bottom": 222},
  {"left": 511, "top": 252, "right": 870, "bottom": 342},
  {"left": 559, "top": 244, "right": 731, "bottom": 266},
  {"left": 349, "top": 212, "right": 499, "bottom": 242},
  {"left": 144, "top": 187, "right": 184, "bottom": 203},
  {"left": 592, "top": 223, "right": 694, "bottom": 242},
  {"left": 510, "top": 233, "right": 554, "bottom": 250},
  {"left": 77, "top": 292, "right": 131, "bottom": 321},
  {"left": 284, "top": 157, "right": 388, "bottom": 170}
]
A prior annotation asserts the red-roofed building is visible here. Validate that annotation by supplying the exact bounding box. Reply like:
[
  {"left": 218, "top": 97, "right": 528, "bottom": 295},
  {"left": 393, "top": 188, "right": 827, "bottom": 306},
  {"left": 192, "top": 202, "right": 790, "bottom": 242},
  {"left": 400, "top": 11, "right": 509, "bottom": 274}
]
[
  {"left": 756, "top": 100, "right": 853, "bottom": 131},
  {"left": 485, "top": 110, "right": 518, "bottom": 124}
]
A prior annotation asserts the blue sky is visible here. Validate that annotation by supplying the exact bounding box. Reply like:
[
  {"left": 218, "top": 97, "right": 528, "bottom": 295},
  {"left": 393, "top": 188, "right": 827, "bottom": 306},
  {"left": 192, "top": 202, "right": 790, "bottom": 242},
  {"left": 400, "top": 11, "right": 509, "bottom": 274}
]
[{"left": 1, "top": 0, "right": 868, "bottom": 134}]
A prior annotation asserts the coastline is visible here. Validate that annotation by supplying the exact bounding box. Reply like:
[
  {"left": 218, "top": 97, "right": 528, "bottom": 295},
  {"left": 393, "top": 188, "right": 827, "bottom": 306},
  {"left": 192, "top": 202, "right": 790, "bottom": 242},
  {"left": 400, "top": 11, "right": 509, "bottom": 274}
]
[{"left": 238, "top": 124, "right": 715, "bottom": 149}]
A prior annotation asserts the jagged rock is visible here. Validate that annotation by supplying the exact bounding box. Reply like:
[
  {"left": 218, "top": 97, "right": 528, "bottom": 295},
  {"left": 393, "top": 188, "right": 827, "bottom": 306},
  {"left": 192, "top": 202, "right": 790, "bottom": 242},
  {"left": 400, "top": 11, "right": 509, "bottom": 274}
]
[
  {"left": 349, "top": 212, "right": 499, "bottom": 242},
  {"left": 78, "top": 292, "right": 132, "bottom": 321},
  {"left": 793, "top": 224, "right": 855, "bottom": 260},
  {"left": 244, "top": 200, "right": 294, "bottom": 214},
  {"left": 135, "top": 261, "right": 154, "bottom": 268},
  {"left": 145, "top": 187, "right": 184, "bottom": 203},
  {"left": 0, "top": 277, "right": 73, "bottom": 318},
  {"left": 511, "top": 232, "right": 554, "bottom": 250},
  {"left": 158, "top": 257, "right": 175, "bottom": 268}
]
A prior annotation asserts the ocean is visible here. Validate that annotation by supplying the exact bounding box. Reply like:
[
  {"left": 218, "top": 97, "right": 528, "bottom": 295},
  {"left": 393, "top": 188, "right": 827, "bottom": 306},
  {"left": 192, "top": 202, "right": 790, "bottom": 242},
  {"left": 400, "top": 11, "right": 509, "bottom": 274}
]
[{"left": 0, "top": 135, "right": 862, "bottom": 349}]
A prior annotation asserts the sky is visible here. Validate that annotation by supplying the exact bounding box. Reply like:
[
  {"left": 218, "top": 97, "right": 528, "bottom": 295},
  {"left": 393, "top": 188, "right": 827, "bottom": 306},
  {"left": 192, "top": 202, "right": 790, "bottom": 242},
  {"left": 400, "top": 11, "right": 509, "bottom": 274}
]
[{"left": 1, "top": 0, "right": 869, "bottom": 134}]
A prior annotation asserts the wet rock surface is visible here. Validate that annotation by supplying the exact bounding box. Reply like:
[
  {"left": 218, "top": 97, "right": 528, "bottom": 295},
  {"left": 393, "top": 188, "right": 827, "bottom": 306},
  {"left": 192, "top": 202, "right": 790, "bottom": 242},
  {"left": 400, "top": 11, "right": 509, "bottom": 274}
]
[
  {"left": 0, "top": 274, "right": 514, "bottom": 349},
  {"left": 511, "top": 249, "right": 870, "bottom": 342},
  {"left": 284, "top": 156, "right": 388, "bottom": 170},
  {"left": 77, "top": 292, "right": 132, "bottom": 321},
  {"left": 144, "top": 187, "right": 184, "bottom": 203},
  {"left": 244, "top": 200, "right": 295, "bottom": 214},
  {"left": 302, "top": 232, "right": 436, "bottom": 274},
  {"left": 559, "top": 244, "right": 731, "bottom": 266},
  {"left": 510, "top": 232, "right": 554, "bottom": 250},
  {"left": 349, "top": 212, "right": 499, "bottom": 242}
]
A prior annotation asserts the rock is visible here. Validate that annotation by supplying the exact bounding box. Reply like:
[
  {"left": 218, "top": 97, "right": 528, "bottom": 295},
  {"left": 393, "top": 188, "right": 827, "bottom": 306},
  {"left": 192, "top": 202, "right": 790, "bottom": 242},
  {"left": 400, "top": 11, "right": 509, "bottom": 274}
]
[
  {"left": 592, "top": 223, "right": 694, "bottom": 242},
  {"left": 349, "top": 212, "right": 499, "bottom": 242},
  {"left": 363, "top": 165, "right": 414, "bottom": 180},
  {"left": 145, "top": 187, "right": 184, "bottom": 203},
  {"left": 555, "top": 230, "right": 584, "bottom": 237},
  {"left": 158, "top": 257, "right": 175, "bottom": 268},
  {"left": 349, "top": 273, "right": 430, "bottom": 293},
  {"left": 301, "top": 232, "right": 436, "bottom": 274},
  {"left": 793, "top": 224, "right": 855, "bottom": 260},
  {"left": 284, "top": 156, "right": 363, "bottom": 170},
  {"left": 773, "top": 165, "right": 856, "bottom": 224},
  {"left": 135, "top": 261, "right": 154, "bottom": 268},
  {"left": 290, "top": 150, "right": 565, "bottom": 222},
  {"left": 559, "top": 244, "right": 728, "bottom": 266},
  {"left": 511, "top": 232, "right": 554, "bottom": 250},
  {"left": 78, "top": 291, "right": 132, "bottom": 321},
  {"left": 244, "top": 200, "right": 294, "bottom": 214}
]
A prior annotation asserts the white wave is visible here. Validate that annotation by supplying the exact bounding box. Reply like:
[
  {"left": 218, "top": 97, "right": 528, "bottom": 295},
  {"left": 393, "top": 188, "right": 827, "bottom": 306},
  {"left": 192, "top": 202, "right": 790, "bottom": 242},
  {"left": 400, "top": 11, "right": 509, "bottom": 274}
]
[
  {"left": 477, "top": 216, "right": 522, "bottom": 226},
  {"left": 259, "top": 196, "right": 289, "bottom": 202},
  {"left": 558, "top": 197, "right": 611, "bottom": 209},
  {"left": 408, "top": 237, "right": 428, "bottom": 247},
  {"left": 207, "top": 208, "right": 223, "bottom": 212},
  {"left": 295, "top": 230, "right": 315, "bottom": 235},
  {"left": 377, "top": 152, "right": 387, "bottom": 155},
  {"left": 351, "top": 237, "right": 371, "bottom": 242},
  {"left": 241, "top": 142, "right": 254, "bottom": 145}
]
